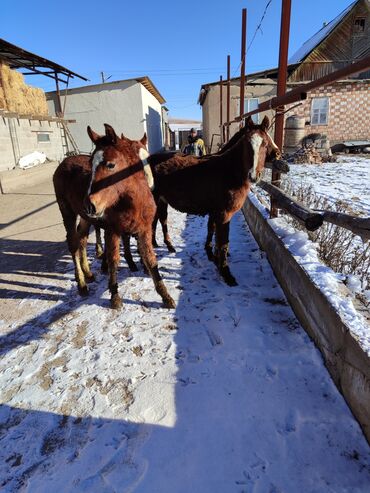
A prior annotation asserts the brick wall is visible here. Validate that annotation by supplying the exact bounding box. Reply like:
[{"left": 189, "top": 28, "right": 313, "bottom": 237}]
[{"left": 285, "top": 81, "right": 370, "bottom": 145}]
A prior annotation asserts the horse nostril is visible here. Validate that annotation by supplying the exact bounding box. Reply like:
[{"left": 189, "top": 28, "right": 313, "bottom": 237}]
[{"left": 84, "top": 197, "right": 96, "bottom": 216}]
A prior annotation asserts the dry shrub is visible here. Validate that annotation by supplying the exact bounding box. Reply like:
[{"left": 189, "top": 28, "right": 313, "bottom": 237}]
[{"left": 282, "top": 181, "right": 370, "bottom": 297}]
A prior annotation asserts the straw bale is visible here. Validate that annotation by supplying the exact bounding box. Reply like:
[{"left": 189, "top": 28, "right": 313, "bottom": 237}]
[
  {"left": 0, "top": 87, "right": 7, "bottom": 110},
  {"left": 0, "top": 63, "right": 48, "bottom": 116}
]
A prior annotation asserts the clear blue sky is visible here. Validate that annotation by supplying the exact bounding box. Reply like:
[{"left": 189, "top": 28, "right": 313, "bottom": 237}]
[{"left": 2, "top": 0, "right": 353, "bottom": 120}]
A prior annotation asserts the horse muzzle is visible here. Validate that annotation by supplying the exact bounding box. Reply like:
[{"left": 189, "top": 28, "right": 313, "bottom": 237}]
[
  {"left": 83, "top": 197, "right": 104, "bottom": 219},
  {"left": 248, "top": 171, "right": 263, "bottom": 184}
]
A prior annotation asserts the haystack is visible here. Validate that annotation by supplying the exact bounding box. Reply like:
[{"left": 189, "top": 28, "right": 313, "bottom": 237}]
[{"left": 0, "top": 62, "right": 49, "bottom": 116}]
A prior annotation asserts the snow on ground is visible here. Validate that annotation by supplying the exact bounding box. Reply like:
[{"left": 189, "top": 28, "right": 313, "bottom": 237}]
[
  {"left": 1, "top": 209, "right": 370, "bottom": 492},
  {"left": 250, "top": 193, "right": 370, "bottom": 356},
  {"left": 260, "top": 155, "right": 370, "bottom": 304},
  {"left": 282, "top": 155, "right": 370, "bottom": 215}
]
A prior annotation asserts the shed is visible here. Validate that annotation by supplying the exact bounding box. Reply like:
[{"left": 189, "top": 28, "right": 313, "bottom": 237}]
[{"left": 47, "top": 77, "right": 167, "bottom": 154}]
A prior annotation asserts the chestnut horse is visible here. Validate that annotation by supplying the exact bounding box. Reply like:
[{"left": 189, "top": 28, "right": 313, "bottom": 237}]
[
  {"left": 149, "top": 116, "right": 279, "bottom": 286},
  {"left": 53, "top": 124, "right": 175, "bottom": 309}
]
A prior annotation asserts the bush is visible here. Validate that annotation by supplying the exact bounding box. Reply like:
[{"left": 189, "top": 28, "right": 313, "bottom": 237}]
[{"left": 281, "top": 181, "right": 370, "bottom": 305}]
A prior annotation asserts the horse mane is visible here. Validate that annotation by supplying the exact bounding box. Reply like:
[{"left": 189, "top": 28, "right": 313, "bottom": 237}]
[{"left": 217, "top": 125, "right": 247, "bottom": 155}]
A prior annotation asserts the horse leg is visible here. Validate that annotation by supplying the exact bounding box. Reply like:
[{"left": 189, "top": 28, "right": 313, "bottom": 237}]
[
  {"left": 137, "top": 231, "right": 176, "bottom": 308},
  {"left": 205, "top": 214, "right": 216, "bottom": 261},
  {"left": 105, "top": 231, "right": 122, "bottom": 309},
  {"left": 122, "top": 234, "right": 138, "bottom": 272},
  {"left": 215, "top": 220, "right": 238, "bottom": 286},
  {"left": 152, "top": 209, "right": 159, "bottom": 248},
  {"left": 77, "top": 218, "right": 95, "bottom": 283},
  {"left": 59, "top": 202, "right": 88, "bottom": 296},
  {"left": 158, "top": 199, "right": 176, "bottom": 253},
  {"left": 95, "top": 226, "right": 104, "bottom": 258}
]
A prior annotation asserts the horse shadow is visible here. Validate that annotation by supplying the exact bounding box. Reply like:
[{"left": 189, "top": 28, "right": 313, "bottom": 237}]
[{"left": 0, "top": 236, "right": 161, "bottom": 357}]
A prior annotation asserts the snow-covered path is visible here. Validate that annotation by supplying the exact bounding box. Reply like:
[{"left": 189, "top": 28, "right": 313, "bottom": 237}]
[{"left": 1, "top": 208, "right": 369, "bottom": 493}]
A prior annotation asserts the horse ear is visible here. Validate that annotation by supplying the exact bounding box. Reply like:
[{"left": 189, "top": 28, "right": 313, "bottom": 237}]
[
  {"left": 140, "top": 133, "right": 147, "bottom": 146},
  {"left": 261, "top": 115, "right": 270, "bottom": 131},
  {"left": 87, "top": 126, "right": 101, "bottom": 144},
  {"left": 245, "top": 116, "right": 254, "bottom": 129},
  {"left": 104, "top": 124, "right": 118, "bottom": 144}
]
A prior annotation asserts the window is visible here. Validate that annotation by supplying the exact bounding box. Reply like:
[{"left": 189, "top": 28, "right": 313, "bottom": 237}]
[
  {"left": 37, "top": 133, "right": 50, "bottom": 142},
  {"left": 354, "top": 17, "right": 366, "bottom": 33},
  {"left": 237, "top": 97, "right": 259, "bottom": 123},
  {"left": 311, "top": 97, "right": 329, "bottom": 125}
]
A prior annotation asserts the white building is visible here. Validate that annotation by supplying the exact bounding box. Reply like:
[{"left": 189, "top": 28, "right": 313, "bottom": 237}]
[
  {"left": 47, "top": 77, "right": 166, "bottom": 154},
  {"left": 168, "top": 118, "right": 202, "bottom": 150}
]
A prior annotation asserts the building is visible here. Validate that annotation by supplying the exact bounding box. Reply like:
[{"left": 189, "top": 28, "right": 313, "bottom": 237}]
[
  {"left": 168, "top": 118, "right": 202, "bottom": 150},
  {"left": 47, "top": 77, "right": 166, "bottom": 154},
  {"left": 0, "top": 38, "right": 86, "bottom": 175},
  {"left": 199, "top": 0, "right": 370, "bottom": 152}
]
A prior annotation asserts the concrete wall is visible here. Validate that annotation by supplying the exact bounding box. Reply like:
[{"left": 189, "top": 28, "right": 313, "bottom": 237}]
[
  {"left": 0, "top": 116, "right": 64, "bottom": 172},
  {"left": 201, "top": 81, "right": 276, "bottom": 153},
  {"left": 140, "top": 84, "right": 163, "bottom": 153},
  {"left": 47, "top": 81, "right": 146, "bottom": 153}
]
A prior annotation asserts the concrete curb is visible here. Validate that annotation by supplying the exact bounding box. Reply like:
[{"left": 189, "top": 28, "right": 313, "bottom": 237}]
[
  {"left": 0, "top": 161, "right": 59, "bottom": 194},
  {"left": 242, "top": 197, "right": 370, "bottom": 443}
]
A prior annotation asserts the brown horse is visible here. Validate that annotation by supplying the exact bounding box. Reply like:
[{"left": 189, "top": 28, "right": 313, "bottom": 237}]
[
  {"left": 150, "top": 119, "right": 280, "bottom": 254},
  {"left": 53, "top": 124, "right": 175, "bottom": 309},
  {"left": 149, "top": 116, "right": 279, "bottom": 286}
]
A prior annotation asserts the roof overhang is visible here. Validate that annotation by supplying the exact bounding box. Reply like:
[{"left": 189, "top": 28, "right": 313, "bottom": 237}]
[
  {"left": 136, "top": 76, "right": 166, "bottom": 104},
  {"left": 0, "top": 38, "right": 88, "bottom": 84},
  {"left": 46, "top": 75, "right": 166, "bottom": 105},
  {"left": 198, "top": 64, "right": 299, "bottom": 105}
]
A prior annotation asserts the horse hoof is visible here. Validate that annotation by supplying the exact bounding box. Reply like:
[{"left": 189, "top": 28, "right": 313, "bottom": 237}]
[
  {"left": 111, "top": 294, "right": 123, "bottom": 310},
  {"left": 224, "top": 274, "right": 238, "bottom": 286},
  {"left": 163, "top": 296, "right": 176, "bottom": 309},
  {"left": 78, "top": 286, "right": 89, "bottom": 297},
  {"left": 166, "top": 244, "right": 176, "bottom": 253},
  {"left": 221, "top": 268, "right": 238, "bottom": 286},
  {"left": 205, "top": 249, "right": 214, "bottom": 262},
  {"left": 85, "top": 273, "right": 95, "bottom": 283},
  {"left": 128, "top": 262, "right": 139, "bottom": 272},
  {"left": 152, "top": 240, "right": 159, "bottom": 248}
]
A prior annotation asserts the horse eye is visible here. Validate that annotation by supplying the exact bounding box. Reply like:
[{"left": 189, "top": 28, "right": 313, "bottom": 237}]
[{"left": 106, "top": 162, "right": 115, "bottom": 169}]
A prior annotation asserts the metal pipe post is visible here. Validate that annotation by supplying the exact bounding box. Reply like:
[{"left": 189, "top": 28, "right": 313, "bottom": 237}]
[
  {"left": 220, "top": 75, "right": 223, "bottom": 145},
  {"left": 240, "top": 8, "right": 247, "bottom": 123},
  {"left": 227, "top": 55, "right": 231, "bottom": 142},
  {"left": 271, "top": 0, "right": 292, "bottom": 217}
]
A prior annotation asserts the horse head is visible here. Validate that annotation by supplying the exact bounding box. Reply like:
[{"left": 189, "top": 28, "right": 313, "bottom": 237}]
[
  {"left": 244, "top": 115, "right": 281, "bottom": 184},
  {"left": 83, "top": 124, "right": 150, "bottom": 219}
]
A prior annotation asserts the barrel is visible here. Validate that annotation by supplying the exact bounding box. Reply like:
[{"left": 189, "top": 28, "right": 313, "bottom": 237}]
[{"left": 284, "top": 115, "right": 305, "bottom": 155}]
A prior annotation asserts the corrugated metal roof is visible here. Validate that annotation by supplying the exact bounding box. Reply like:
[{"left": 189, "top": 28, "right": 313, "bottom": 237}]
[
  {"left": 0, "top": 38, "right": 87, "bottom": 83},
  {"left": 289, "top": 1, "right": 358, "bottom": 63}
]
